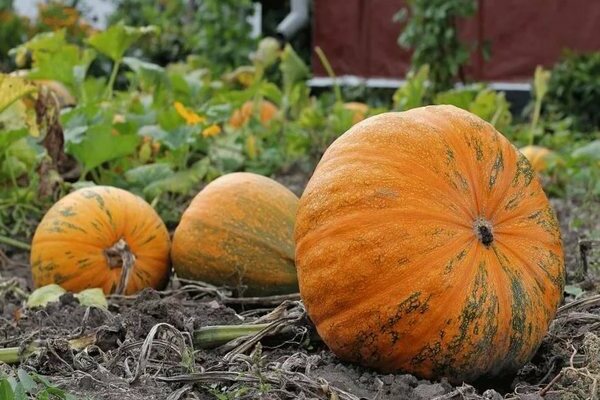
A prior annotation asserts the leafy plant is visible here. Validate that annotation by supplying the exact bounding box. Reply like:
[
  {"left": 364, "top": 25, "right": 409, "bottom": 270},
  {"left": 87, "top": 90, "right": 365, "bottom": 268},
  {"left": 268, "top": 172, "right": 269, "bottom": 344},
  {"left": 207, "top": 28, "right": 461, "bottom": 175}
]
[
  {"left": 528, "top": 66, "right": 551, "bottom": 144},
  {"left": 545, "top": 51, "right": 600, "bottom": 132},
  {"left": 393, "top": 65, "right": 430, "bottom": 110},
  {"left": 0, "top": 1, "right": 31, "bottom": 72},
  {"left": 434, "top": 84, "right": 512, "bottom": 131},
  {"left": 395, "top": 0, "right": 479, "bottom": 92},
  {"left": 87, "top": 23, "right": 158, "bottom": 98},
  {"left": 109, "top": 0, "right": 256, "bottom": 73},
  {"left": 0, "top": 369, "right": 77, "bottom": 400}
]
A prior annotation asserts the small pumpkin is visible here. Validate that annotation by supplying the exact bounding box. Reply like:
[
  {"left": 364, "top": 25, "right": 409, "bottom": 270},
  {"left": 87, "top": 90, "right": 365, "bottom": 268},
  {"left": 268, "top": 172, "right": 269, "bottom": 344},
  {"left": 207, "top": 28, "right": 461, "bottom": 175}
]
[
  {"left": 343, "top": 102, "right": 369, "bottom": 124},
  {"left": 295, "top": 105, "right": 564, "bottom": 383},
  {"left": 172, "top": 172, "right": 298, "bottom": 296},
  {"left": 229, "top": 100, "right": 278, "bottom": 128},
  {"left": 31, "top": 186, "right": 171, "bottom": 295},
  {"left": 519, "top": 145, "right": 555, "bottom": 172}
]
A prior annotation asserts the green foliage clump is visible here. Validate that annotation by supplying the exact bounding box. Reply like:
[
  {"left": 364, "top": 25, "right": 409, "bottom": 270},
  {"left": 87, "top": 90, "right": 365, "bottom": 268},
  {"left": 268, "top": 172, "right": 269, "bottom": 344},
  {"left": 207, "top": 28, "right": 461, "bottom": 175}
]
[
  {"left": 109, "top": 0, "right": 257, "bottom": 72},
  {"left": 0, "top": 369, "right": 77, "bottom": 400},
  {"left": 395, "top": 0, "right": 478, "bottom": 92},
  {"left": 545, "top": 51, "right": 600, "bottom": 132}
]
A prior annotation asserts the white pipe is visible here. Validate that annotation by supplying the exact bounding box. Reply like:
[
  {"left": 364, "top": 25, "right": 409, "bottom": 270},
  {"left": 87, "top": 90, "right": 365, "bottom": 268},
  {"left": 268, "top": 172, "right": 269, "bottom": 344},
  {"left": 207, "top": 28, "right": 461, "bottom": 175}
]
[{"left": 276, "top": 0, "right": 310, "bottom": 40}]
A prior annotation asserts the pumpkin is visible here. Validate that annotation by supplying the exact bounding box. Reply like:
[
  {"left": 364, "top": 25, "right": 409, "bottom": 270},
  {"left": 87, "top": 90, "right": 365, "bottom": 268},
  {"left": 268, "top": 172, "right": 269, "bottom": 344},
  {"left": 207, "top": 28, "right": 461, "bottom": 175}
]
[
  {"left": 172, "top": 172, "right": 299, "bottom": 296},
  {"left": 343, "top": 102, "right": 369, "bottom": 124},
  {"left": 295, "top": 105, "right": 565, "bottom": 383},
  {"left": 229, "top": 100, "right": 278, "bottom": 128},
  {"left": 31, "top": 186, "right": 171, "bottom": 295},
  {"left": 519, "top": 145, "right": 555, "bottom": 173}
]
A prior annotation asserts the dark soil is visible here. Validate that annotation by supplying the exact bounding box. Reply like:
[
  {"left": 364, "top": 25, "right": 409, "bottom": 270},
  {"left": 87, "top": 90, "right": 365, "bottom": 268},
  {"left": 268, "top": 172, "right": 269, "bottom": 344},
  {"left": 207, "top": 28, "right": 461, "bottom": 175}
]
[{"left": 0, "top": 181, "right": 599, "bottom": 399}]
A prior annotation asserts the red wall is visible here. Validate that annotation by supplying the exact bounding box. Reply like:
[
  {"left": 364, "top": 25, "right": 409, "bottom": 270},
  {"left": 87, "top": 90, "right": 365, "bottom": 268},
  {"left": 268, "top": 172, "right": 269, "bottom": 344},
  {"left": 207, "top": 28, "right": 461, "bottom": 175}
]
[{"left": 312, "top": 0, "right": 600, "bottom": 82}]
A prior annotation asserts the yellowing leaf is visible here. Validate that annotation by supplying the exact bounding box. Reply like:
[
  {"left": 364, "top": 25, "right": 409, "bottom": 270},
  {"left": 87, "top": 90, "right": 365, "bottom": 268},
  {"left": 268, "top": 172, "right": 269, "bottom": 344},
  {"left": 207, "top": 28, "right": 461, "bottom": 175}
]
[
  {"left": 74, "top": 288, "right": 108, "bottom": 309},
  {"left": 0, "top": 74, "right": 37, "bottom": 114},
  {"left": 27, "top": 284, "right": 66, "bottom": 308},
  {"left": 224, "top": 65, "right": 256, "bottom": 87}
]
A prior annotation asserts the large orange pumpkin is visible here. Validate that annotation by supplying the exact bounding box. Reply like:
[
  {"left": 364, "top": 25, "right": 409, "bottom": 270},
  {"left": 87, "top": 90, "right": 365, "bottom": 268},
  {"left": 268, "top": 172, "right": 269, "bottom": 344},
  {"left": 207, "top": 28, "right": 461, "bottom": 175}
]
[
  {"left": 295, "top": 105, "right": 565, "bottom": 383},
  {"left": 172, "top": 172, "right": 299, "bottom": 296},
  {"left": 31, "top": 186, "right": 171, "bottom": 295},
  {"left": 228, "top": 100, "right": 278, "bottom": 128}
]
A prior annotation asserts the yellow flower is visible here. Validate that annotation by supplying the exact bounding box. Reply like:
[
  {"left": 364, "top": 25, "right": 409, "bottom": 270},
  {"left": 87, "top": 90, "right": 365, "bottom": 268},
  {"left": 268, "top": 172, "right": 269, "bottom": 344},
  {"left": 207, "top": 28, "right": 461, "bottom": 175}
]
[
  {"left": 202, "top": 124, "right": 222, "bottom": 138},
  {"left": 174, "top": 101, "right": 205, "bottom": 125}
]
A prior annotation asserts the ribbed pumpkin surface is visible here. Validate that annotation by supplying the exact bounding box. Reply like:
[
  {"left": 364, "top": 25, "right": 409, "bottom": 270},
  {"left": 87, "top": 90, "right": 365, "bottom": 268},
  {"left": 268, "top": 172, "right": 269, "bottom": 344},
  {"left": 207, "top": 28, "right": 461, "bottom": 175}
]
[
  {"left": 31, "top": 186, "right": 171, "bottom": 295},
  {"left": 172, "top": 172, "right": 299, "bottom": 296},
  {"left": 295, "top": 105, "right": 565, "bottom": 382}
]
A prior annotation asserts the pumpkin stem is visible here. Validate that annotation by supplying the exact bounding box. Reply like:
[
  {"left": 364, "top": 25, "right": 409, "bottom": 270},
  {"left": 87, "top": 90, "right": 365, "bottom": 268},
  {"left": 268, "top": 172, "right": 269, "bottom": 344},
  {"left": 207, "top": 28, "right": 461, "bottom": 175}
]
[
  {"left": 104, "top": 238, "right": 136, "bottom": 295},
  {"left": 474, "top": 218, "right": 494, "bottom": 247},
  {"left": 0, "top": 333, "right": 96, "bottom": 364}
]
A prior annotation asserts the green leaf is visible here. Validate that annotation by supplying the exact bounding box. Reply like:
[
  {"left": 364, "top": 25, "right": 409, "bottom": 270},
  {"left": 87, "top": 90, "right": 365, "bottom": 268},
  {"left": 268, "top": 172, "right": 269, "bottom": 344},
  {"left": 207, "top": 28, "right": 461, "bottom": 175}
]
[
  {"left": 158, "top": 126, "right": 196, "bottom": 151},
  {"left": 18, "top": 30, "right": 66, "bottom": 52},
  {"left": 210, "top": 134, "right": 244, "bottom": 172},
  {"left": 0, "top": 129, "right": 28, "bottom": 151},
  {"left": 280, "top": 44, "right": 310, "bottom": 92},
  {"left": 434, "top": 87, "right": 477, "bottom": 110},
  {"left": 28, "top": 47, "right": 96, "bottom": 89},
  {"left": 1, "top": 138, "right": 41, "bottom": 181},
  {"left": 259, "top": 82, "right": 283, "bottom": 105},
  {"left": 204, "top": 104, "right": 233, "bottom": 124},
  {"left": 27, "top": 284, "right": 66, "bottom": 308},
  {"left": 63, "top": 126, "right": 88, "bottom": 145},
  {"left": 88, "top": 23, "right": 159, "bottom": 62},
  {"left": 123, "top": 57, "right": 164, "bottom": 75},
  {"left": 0, "top": 379, "right": 14, "bottom": 400},
  {"left": 12, "top": 383, "right": 26, "bottom": 400},
  {"left": 469, "top": 89, "right": 498, "bottom": 121},
  {"left": 125, "top": 163, "right": 174, "bottom": 188},
  {"left": 0, "top": 74, "right": 37, "bottom": 114},
  {"left": 67, "top": 124, "right": 139, "bottom": 170},
  {"left": 143, "top": 158, "right": 209, "bottom": 197},
  {"left": 393, "top": 65, "right": 430, "bottom": 111},
  {"left": 571, "top": 140, "right": 600, "bottom": 161},
  {"left": 17, "top": 31, "right": 96, "bottom": 90},
  {"left": 138, "top": 125, "right": 168, "bottom": 142},
  {"left": 16, "top": 370, "right": 36, "bottom": 393},
  {"left": 123, "top": 57, "right": 165, "bottom": 88}
]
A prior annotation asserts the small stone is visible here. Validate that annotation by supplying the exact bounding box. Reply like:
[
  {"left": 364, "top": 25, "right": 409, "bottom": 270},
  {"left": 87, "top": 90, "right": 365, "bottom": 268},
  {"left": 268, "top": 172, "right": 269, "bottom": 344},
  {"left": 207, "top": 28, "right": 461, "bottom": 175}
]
[
  {"left": 397, "top": 374, "right": 419, "bottom": 387},
  {"left": 78, "top": 375, "right": 94, "bottom": 390},
  {"left": 358, "top": 373, "right": 370, "bottom": 384},
  {"left": 414, "top": 383, "right": 447, "bottom": 399},
  {"left": 381, "top": 374, "right": 395, "bottom": 385},
  {"left": 482, "top": 389, "right": 503, "bottom": 400},
  {"left": 388, "top": 380, "right": 412, "bottom": 397}
]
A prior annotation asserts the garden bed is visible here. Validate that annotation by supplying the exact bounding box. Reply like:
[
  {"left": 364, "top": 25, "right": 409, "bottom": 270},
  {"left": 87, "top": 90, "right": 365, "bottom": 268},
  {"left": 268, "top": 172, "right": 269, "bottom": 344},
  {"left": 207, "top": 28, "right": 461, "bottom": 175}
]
[{"left": 1, "top": 190, "right": 598, "bottom": 400}]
